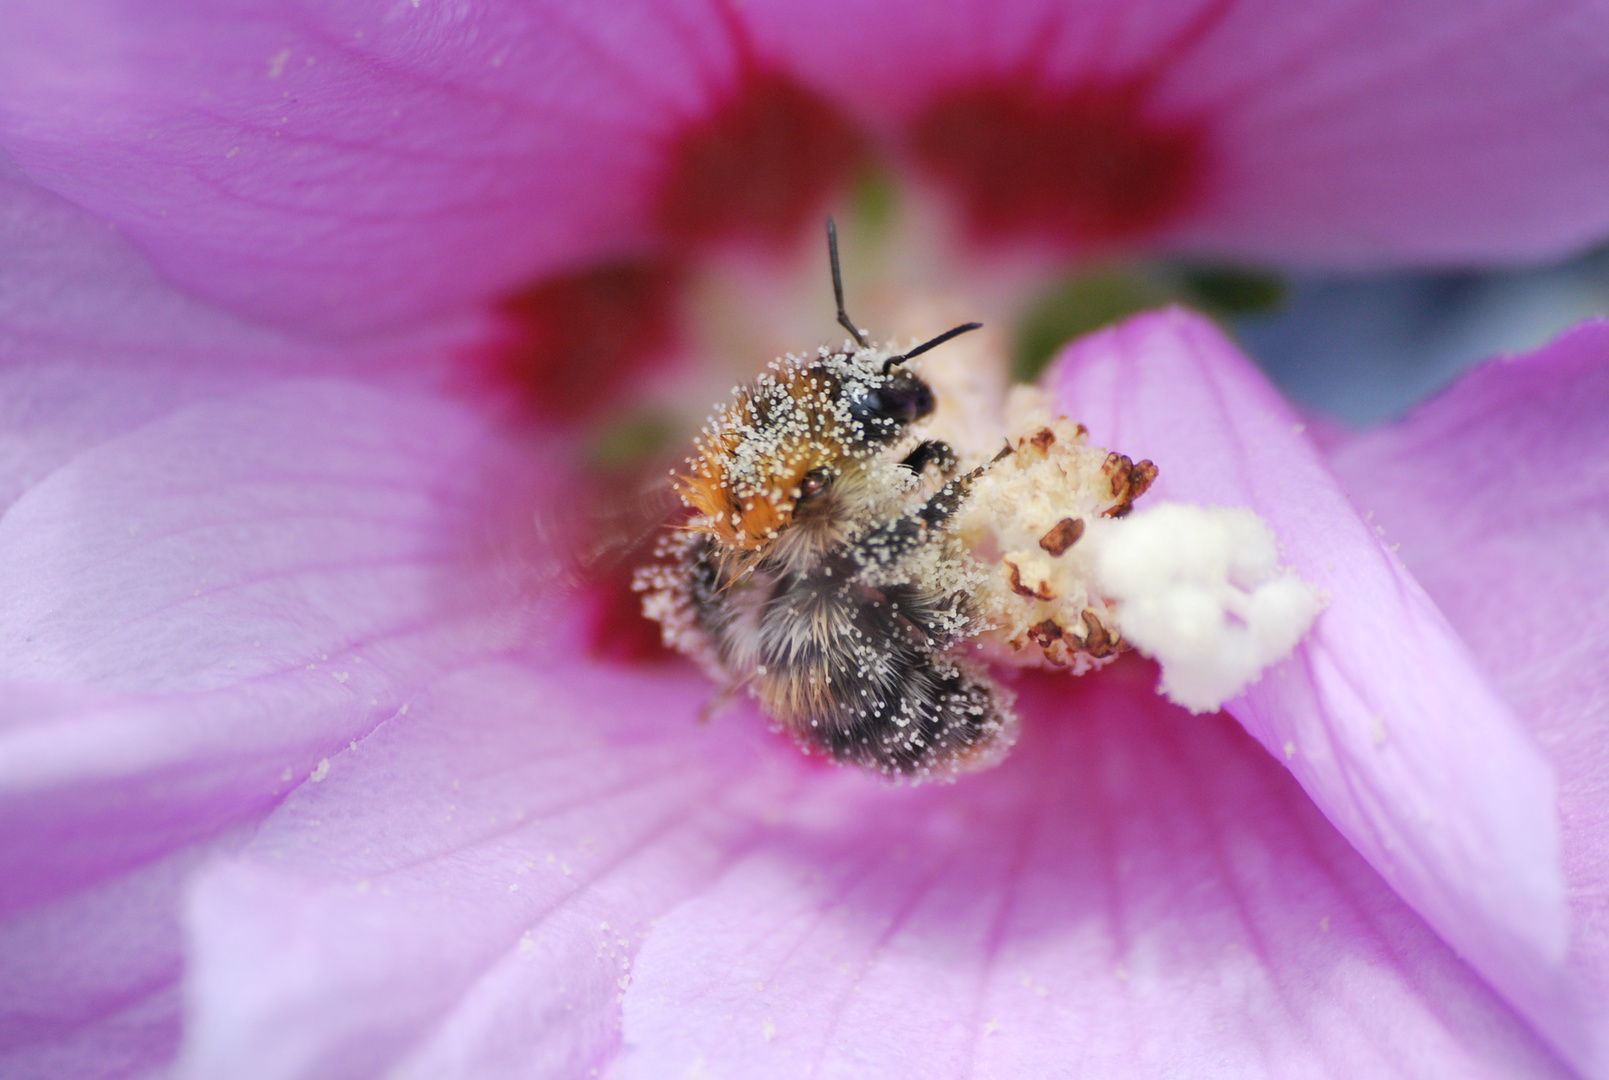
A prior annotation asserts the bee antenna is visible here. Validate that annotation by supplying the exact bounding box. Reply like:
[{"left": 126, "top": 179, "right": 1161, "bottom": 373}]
[
  {"left": 827, "top": 217, "right": 870, "bottom": 350},
  {"left": 882, "top": 322, "right": 983, "bottom": 374}
]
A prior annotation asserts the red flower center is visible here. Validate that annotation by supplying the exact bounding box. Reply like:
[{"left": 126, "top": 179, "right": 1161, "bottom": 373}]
[
  {"left": 491, "top": 70, "right": 866, "bottom": 422},
  {"left": 909, "top": 78, "right": 1207, "bottom": 245},
  {"left": 495, "top": 260, "right": 682, "bottom": 422},
  {"left": 653, "top": 69, "right": 866, "bottom": 248}
]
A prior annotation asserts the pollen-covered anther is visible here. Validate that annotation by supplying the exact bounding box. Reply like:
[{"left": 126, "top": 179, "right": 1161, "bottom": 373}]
[
  {"left": 955, "top": 385, "right": 1319, "bottom": 701},
  {"left": 1005, "top": 560, "right": 1056, "bottom": 601},
  {"left": 1038, "top": 517, "right": 1084, "bottom": 556},
  {"left": 1076, "top": 609, "right": 1123, "bottom": 658},
  {"left": 956, "top": 387, "right": 1151, "bottom": 675},
  {"left": 1026, "top": 619, "right": 1062, "bottom": 648},
  {"left": 1101, "top": 453, "right": 1158, "bottom": 518}
]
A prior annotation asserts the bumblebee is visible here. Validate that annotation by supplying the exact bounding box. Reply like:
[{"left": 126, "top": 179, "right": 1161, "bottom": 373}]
[{"left": 636, "top": 221, "right": 1017, "bottom": 780}]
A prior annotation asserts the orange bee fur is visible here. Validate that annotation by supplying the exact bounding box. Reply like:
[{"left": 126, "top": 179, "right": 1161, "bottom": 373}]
[{"left": 676, "top": 359, "right": 858, "bottom": 551}]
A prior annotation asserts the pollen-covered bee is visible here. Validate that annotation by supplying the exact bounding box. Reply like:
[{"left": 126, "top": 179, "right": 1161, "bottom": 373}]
[
  {"left": 625, "top": 223, "right": 1335, "bottom": 762},
  {"left": 635, "top": 221, "right": 1019, "bottom": 780}
]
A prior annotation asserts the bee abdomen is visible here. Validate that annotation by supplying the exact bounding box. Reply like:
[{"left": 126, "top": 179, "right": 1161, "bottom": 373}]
[
  {"left": 831, "top": 655, "right": 1013, "bottom": 779},
  {"left": 756, "top": 579, "right": 1018, "bottom": 780}
]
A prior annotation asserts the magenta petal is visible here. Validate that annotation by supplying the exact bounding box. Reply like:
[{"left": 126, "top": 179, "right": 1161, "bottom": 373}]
[
  {"left": 1332, "top": 320, "right": 1609, "bottom": 1075},
  {"left": 0, "top": 831, "right": 245, "bottom": 1080},
  {"left": 0, "top": 0, "right": 748, "bottom": 336},
  {"left": 751, "top": 0, "right": 1609, "bottom": 260},
  {"left": 0, "top": 161, "right": 293, "bottom": 511},
  {"left": 176, "top": 661, "right": 802, "bottom": 1080},
  {"left": 0, "top": 167, "right": 532, "bottom": 1073},
  {"left": 1045, "top": 311, "right": 1570, "bottom": 1061},
  {"left": 0, "top": 162, "right": 466, "bottom": 513},
  {"left": 619, "top": 670, "right": 1567, "bottom": 1078},
  {"left": 0, "top": 379, "right": 563, "bottom": 916}
]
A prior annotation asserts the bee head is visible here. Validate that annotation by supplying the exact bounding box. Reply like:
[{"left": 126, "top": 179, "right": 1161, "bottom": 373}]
[
  {"left": 845, "top": 367, "right": 935, "bottom": 440},
  {"left": 674, "top": 220, "right": 981, "bottom": 553},
  {"left": 675, "top": 343, "right": 971, "bottom": 551}
]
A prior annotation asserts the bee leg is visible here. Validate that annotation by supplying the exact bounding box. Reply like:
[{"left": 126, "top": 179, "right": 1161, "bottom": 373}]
[
  {"left": 847, "top": 464, "right": 986, "bottom": 572},
  {"left": 919, "top": 457, "right": 994, "bottom": 526},
  {"left": 920, "top": 453, "right": 1003, "bottom": 525},
  {"left": 900, "top": 439, "right": 957, "bottom": 477}
]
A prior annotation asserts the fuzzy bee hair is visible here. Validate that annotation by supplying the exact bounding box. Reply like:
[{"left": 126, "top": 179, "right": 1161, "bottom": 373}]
[{"left": 636, "top": 222, "right": 1018, "bottom": 781}]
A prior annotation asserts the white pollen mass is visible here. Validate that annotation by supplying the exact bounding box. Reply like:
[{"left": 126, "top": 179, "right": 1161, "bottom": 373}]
[{"left": 1089, "top": 503, "right": 1325, "bottom": 712}]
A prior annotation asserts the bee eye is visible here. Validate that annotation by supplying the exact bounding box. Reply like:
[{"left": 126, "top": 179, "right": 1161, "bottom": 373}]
[
  {"left": 798, "top": 468, "right": 831, "bottom": 500},
  {"left": 849, "top": 373, "right": 935, "bottom": 437}
]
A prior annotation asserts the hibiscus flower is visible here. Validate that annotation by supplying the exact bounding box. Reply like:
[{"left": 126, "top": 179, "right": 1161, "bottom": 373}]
[{"left": 2, "top": 2, "right": 1607, "bottom": 1078}]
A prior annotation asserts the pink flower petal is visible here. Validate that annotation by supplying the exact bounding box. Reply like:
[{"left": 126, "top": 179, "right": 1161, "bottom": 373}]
[
  {"left": 1045, "top": 310, "right": 1570, "bottom": 1068},
  {"left": 175, "top": 660, "right": 1568, "bottom": 1079},
  {"left": 0, "top": 378, "right": 564, "bottom": 919},
  {"left": 619, "top": 666, "right": 1567, "bottom": 1078},
  {"left": 0, "top": 161, "right": 469, "bottom": 513},
  {"left": 176, "top": 661, "right": 804, "bottom": 1080},
  {"left": 10, "top": 3, "right": 1609, "bottom": 339},
  {"left": 0, "top": 0, "right": 756, "bottom": 336},
  {"left": 0, "top": 155, "right": 477, "bottom": 1080},
  {"left": 0, "top": 831, "right": 242, "bottom": 1080},
  {"left": 750, "top": 0, "right": 1609, "bottom": 260},
  {"left": 1330, "top": 320, "right": 1609, "bottom": 1076}
]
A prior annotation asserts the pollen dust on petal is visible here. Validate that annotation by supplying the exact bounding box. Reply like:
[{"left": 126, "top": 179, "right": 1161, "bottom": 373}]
[
  {"left": 907, "top": 77, "right": 1206, "bottom": 245},
  {"left": 652, "top": 68, "right": 866, "bottom": 248},
  {"left": 491, "top": 260, "right": 684, "bottom": 421}
]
